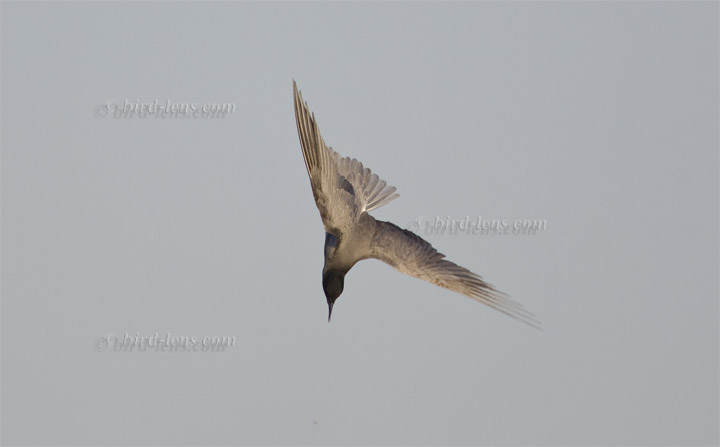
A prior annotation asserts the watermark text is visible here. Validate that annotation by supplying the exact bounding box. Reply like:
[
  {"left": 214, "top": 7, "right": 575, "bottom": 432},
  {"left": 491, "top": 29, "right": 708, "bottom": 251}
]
[
  {"left": 94, "top": 98, "right": 236, "bottom": 119},
  {"left": 94, "top": 332, "right": 236, "bottom": 353},
  {"left": 406, "top": 216, "right": 547, "bottom": 236}
]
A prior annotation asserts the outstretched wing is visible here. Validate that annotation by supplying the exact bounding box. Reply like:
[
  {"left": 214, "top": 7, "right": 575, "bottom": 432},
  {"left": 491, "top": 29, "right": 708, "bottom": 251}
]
[
  {"left": 294, "top": 82, "right": 399, "bottom": 222},
  {"left": 370, "top": 220, "right": 541, "bottom": 328},
  {"left": 294, "top": 82, "right": 357, "bottom": 235}
]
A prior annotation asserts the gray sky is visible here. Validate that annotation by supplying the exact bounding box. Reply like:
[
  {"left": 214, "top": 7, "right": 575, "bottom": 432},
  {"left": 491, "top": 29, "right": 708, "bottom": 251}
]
[{"left": 2, "top": 2, "right": 718, "bottom": 445}]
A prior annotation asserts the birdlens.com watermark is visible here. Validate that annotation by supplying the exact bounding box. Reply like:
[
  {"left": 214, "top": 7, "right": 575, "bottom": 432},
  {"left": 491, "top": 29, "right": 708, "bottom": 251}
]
[
  {"left": 406, "top": 216, "right": 547, "bottom": 236},
  {"left": 94, "top": 332, "right": 236, "bottom": 353},
  {"left": 94, "top": 98, "right": 236, "bottom": 119}
]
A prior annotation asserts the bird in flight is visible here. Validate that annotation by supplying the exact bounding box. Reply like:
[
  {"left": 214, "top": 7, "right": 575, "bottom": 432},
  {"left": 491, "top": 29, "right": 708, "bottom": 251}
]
[{"left": 293, "top": 81, "right": 540, "bottom": 328}]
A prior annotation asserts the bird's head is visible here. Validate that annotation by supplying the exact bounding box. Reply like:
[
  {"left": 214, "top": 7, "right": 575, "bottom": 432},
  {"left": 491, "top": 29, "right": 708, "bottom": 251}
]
[{"left": 322, "top": 270, "right": 345, "bottom": 322}]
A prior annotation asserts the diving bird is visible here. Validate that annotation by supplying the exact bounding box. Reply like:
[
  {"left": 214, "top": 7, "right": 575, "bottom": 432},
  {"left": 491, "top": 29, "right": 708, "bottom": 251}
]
[{"left": 293, "top": 81, "right": 539, "bottom": 328}]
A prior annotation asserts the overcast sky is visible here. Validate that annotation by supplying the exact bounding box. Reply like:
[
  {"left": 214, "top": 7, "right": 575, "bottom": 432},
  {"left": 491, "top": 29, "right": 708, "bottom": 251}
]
[{"left": 2, "top": 2, "right": 718, "bottom": 445}]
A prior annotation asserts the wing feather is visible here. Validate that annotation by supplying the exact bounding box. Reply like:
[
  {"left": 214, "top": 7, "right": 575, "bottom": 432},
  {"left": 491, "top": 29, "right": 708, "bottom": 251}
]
[
  {"left": 337, "top": 156, "right": 399, "bottom": 213},
  {"left": 370, "top": 220, "right": 541, "bottom": 328},
  {"left": 294, "top": 81, "right": 399, "bottom": 222},
  {"left": 294, "top": 82, "right": 357, "bottom": 234}
]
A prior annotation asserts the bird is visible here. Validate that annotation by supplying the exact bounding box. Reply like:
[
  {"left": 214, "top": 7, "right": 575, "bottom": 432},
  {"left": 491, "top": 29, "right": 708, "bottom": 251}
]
[{"left": 293, "top": 81, "right": 540, "bottom": 328}]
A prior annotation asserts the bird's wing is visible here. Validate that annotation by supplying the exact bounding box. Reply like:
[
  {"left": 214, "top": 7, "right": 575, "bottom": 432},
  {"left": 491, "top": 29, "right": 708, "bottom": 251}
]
[
  {"left": 370, "top": 220, "right": 541, "bottom": 328},
  {"left": 334, "top": 155, "right": 399, "bottom": 213},
  {"left": 294, "top": 82, "right": 398, "bottom": 217},
  {"left": 294, "top": 82, "right": 358, "bottom": 234}
]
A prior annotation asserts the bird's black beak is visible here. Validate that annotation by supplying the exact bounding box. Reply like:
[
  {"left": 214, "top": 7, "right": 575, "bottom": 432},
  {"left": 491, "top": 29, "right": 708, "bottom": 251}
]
[{"left": 328, "top": 301, "right": 334, "bottom": 322}]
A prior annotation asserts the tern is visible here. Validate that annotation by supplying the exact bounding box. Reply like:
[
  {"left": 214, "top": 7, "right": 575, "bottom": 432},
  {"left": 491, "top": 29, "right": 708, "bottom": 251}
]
[{"left": 294, "top": 81, "right": 539, "bottom": 328}]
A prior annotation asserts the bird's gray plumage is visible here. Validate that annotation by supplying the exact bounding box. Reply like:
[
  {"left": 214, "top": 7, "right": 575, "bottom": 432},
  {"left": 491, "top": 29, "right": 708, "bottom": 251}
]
[{"left": 293, "top": 81, "right": 540, "bottom": 328}]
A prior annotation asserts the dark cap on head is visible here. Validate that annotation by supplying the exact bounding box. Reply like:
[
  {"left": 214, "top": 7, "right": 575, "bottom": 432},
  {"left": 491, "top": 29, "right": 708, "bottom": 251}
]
[{"left": 322, "top": 270, "right": 345, "bottom": 321}]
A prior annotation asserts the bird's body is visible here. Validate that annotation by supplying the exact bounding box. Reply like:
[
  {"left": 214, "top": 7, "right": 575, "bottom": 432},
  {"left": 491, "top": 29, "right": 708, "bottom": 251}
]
[
  {"left": 293, "top": 81, "right": 539, "bottom": 327},
  {"left": 323, "top": 213, "right": 375, "bottom": 274}
]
